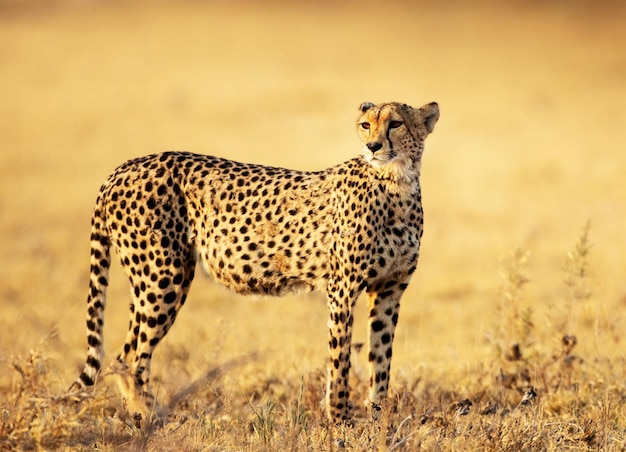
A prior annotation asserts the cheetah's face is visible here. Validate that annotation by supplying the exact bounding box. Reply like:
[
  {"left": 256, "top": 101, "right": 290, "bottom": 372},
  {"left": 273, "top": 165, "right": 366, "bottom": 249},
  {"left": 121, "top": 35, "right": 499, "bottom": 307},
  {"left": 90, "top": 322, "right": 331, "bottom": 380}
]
[{"left": 357, "top": 102, "right": 439, "bottom": 168}]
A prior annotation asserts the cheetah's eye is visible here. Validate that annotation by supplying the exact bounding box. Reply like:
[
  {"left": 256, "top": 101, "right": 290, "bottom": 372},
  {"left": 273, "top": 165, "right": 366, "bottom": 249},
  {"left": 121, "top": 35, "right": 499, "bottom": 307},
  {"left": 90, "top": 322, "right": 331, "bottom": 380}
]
[
  {"left": 389, "top": 120, "right": 403, "bottom": 129},
  {"left": 359, "top": 122, "right": 370, "bottom": 130}
]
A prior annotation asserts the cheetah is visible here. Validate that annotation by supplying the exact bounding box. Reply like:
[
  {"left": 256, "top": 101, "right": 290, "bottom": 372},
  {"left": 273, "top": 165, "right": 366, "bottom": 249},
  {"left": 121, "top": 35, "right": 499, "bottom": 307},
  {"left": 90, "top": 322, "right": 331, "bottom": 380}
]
[{"left": 70, "top": 101, "right": 440, "bottom": 422}]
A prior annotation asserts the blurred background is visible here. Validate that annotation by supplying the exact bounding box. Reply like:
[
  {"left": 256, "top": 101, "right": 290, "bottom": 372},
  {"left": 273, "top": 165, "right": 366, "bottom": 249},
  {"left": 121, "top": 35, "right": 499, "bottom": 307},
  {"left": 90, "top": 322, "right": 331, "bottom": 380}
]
[{"left": 1, "top": 0, "right": 625, "bottom": 386}]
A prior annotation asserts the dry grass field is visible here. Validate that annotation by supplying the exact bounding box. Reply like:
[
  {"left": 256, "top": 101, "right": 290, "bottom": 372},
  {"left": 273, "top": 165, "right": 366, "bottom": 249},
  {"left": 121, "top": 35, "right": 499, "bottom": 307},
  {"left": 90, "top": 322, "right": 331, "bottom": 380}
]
[{"left": 1, "top": 0, "right": 626, "bottom": 450}]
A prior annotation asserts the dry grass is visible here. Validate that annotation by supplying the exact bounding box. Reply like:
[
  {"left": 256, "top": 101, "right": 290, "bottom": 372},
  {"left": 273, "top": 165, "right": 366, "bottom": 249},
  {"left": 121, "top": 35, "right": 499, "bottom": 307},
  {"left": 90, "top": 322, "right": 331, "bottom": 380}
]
[{"left": 1, "top": 0, "right": 626, "bottom": 450}]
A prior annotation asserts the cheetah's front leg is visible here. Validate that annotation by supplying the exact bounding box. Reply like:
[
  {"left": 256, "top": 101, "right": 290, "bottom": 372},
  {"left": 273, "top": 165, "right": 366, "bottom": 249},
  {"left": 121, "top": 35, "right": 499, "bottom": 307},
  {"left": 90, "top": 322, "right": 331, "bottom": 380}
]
[
  {"left": 365, "top": 277, "right": 409, "bottom": 415},
  {"left": 325, "top": 278, "right": 362, "bottom": 423}
]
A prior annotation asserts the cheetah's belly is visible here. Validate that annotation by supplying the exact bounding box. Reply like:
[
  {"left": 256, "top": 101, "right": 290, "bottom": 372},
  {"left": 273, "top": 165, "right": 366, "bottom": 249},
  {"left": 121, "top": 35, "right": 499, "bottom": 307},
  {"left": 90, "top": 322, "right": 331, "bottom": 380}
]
[{"left": 196, "top": 195, "right": 333, "bottom": 296}]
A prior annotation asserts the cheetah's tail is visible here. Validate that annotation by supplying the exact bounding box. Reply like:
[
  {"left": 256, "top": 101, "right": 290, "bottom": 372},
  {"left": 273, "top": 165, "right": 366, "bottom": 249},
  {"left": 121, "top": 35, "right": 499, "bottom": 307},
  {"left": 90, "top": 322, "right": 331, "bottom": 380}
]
[{"left": 69, "top": 191, "right": 111, "bottom": 392}]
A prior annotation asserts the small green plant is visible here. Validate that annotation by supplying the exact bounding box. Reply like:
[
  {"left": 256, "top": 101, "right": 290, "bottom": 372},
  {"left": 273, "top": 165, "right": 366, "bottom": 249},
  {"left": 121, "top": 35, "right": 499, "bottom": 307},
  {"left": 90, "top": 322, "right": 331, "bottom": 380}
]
[
  {"left": 563, "top": 220, "right": 593, "bottom": 331},
  {"left": 249, "top": 399, "right": 278, "bottom": 446},
  {"left": 494, "top": 247, "right": 534, "bottom": 355},
  {"left": 287, "top": 379, "right": 308, "bottom": 433},
  {"left": 547, "top": 221, "right": 594, "bottom": 336},
  {"left": 563, "top": 220, "right": 592, "bottom": 303}
]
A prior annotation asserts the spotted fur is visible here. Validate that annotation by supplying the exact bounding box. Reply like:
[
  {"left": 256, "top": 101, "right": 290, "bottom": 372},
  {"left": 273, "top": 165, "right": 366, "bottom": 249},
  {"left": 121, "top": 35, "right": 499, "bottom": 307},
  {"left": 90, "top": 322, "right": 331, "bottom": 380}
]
[{"left": 70, "top": 101, "right": 439, "bottom": 422}]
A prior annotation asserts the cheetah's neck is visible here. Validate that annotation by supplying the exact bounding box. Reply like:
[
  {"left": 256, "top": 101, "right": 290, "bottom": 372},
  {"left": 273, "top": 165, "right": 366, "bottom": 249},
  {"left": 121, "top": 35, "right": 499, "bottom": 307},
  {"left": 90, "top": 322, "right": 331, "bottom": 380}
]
[{"left": 366, "top": 153, "right": 421, "bottom": 197}]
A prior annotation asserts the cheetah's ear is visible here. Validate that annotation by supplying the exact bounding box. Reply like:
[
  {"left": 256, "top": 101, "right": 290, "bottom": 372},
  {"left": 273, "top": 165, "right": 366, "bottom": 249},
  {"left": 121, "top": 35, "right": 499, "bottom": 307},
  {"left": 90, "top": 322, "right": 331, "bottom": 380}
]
[
  {"left": 359, "top": 102, "right": 375, "bottom": 113},
  {"left": 418, "top": 102, "right": 439, "bottom": 134}
]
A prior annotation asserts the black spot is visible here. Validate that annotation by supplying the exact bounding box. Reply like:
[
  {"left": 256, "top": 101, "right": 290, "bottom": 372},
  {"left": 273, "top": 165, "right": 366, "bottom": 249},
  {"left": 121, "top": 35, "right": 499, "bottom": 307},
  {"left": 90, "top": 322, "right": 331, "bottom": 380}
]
[
  {"left": 164, "top": 291, "right": 177, "bottom": 304},
  {"left": 79, "top": 372, "right": 94, "bottom": 387},
  {"left": 371, "top": 320, "right": 385, "bottom": 332}
]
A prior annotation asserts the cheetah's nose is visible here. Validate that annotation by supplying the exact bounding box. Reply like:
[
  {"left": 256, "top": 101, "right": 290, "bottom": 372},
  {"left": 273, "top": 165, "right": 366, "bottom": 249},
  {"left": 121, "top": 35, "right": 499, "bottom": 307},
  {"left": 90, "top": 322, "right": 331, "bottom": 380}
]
[{"left": 366, "top": 142, "right": 382, "bottom": 152}]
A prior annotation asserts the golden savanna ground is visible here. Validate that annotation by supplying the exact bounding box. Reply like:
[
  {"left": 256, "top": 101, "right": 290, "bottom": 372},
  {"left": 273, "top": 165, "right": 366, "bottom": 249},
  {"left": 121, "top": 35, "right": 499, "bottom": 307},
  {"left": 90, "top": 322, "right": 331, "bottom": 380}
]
[{"left": 1, "top": 0, "right": 626, "bottom": 450}]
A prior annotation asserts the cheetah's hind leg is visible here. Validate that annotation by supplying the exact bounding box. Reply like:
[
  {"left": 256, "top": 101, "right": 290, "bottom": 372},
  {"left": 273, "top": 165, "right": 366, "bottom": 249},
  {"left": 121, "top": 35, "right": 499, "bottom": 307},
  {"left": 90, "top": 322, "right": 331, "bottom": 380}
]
[{"left": 113, "top": 244, "right": 197, "bottom": 420}]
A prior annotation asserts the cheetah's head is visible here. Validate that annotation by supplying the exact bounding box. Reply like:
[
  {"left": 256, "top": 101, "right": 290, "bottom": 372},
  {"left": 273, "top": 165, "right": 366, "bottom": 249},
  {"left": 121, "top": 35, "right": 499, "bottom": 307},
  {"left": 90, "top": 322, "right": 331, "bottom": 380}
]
[{"left": 357, "top": 102, "right": 439, "bottom": 176}]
